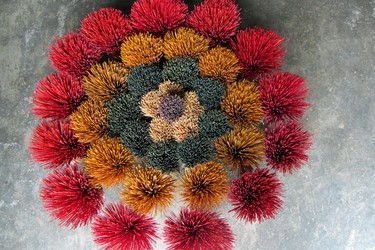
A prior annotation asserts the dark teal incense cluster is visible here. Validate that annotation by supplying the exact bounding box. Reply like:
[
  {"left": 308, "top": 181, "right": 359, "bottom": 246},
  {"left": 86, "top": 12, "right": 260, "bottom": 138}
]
[
  {"left": 120, "top": 119, "right": 152, "bottom": 157},
  {"left": 146, "top": 142, "right": 179, "bottom": 172},
  {"left": 107, "top": 92, "right": 142, "bottom": 136},
  {"left": 162, "top": 58, "right": 198, "bottom": 88},
  {"left": 127, "top": 64, "right": 162, "bottom": 98},
  {"left": 199, "top": 110, "right": 231, "bottom": 139},
  {"left": 191, "top": 77, "right": 225, "bottom": 109},
  {"left": 178, "top": 136, "right": 214, "bottom": 167}
]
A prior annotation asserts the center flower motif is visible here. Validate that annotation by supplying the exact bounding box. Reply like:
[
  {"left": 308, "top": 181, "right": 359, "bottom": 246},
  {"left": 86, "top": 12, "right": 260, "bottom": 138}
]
[
  {"left": 159, "top": 94, "right": 185, "bottom": 123},
  {"left": 141, "top": 81, "right": 204, "bottom": 142}
]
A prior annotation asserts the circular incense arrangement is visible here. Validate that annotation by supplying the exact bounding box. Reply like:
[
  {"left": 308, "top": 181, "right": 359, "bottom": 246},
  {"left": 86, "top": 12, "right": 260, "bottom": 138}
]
[{"left": 30, "top": 1, "right": 312, "bottom": 249}]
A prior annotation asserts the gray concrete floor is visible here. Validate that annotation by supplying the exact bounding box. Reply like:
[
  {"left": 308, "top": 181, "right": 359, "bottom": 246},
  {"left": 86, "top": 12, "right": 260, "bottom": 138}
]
[{"left": 1, "top": 0, "right": 374, "bottom": 249}]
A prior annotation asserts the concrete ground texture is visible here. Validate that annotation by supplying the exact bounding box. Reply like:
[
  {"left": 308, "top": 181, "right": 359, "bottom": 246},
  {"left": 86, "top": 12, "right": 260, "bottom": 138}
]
[{"left": 0, "top": 0, "right": 374, "bottom": 249}]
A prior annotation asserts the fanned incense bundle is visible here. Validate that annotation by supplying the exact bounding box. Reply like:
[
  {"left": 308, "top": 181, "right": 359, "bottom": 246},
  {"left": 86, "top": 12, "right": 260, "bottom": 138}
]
[{"left": 30, "top": 1, "right": 312, "bottom": 249}]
